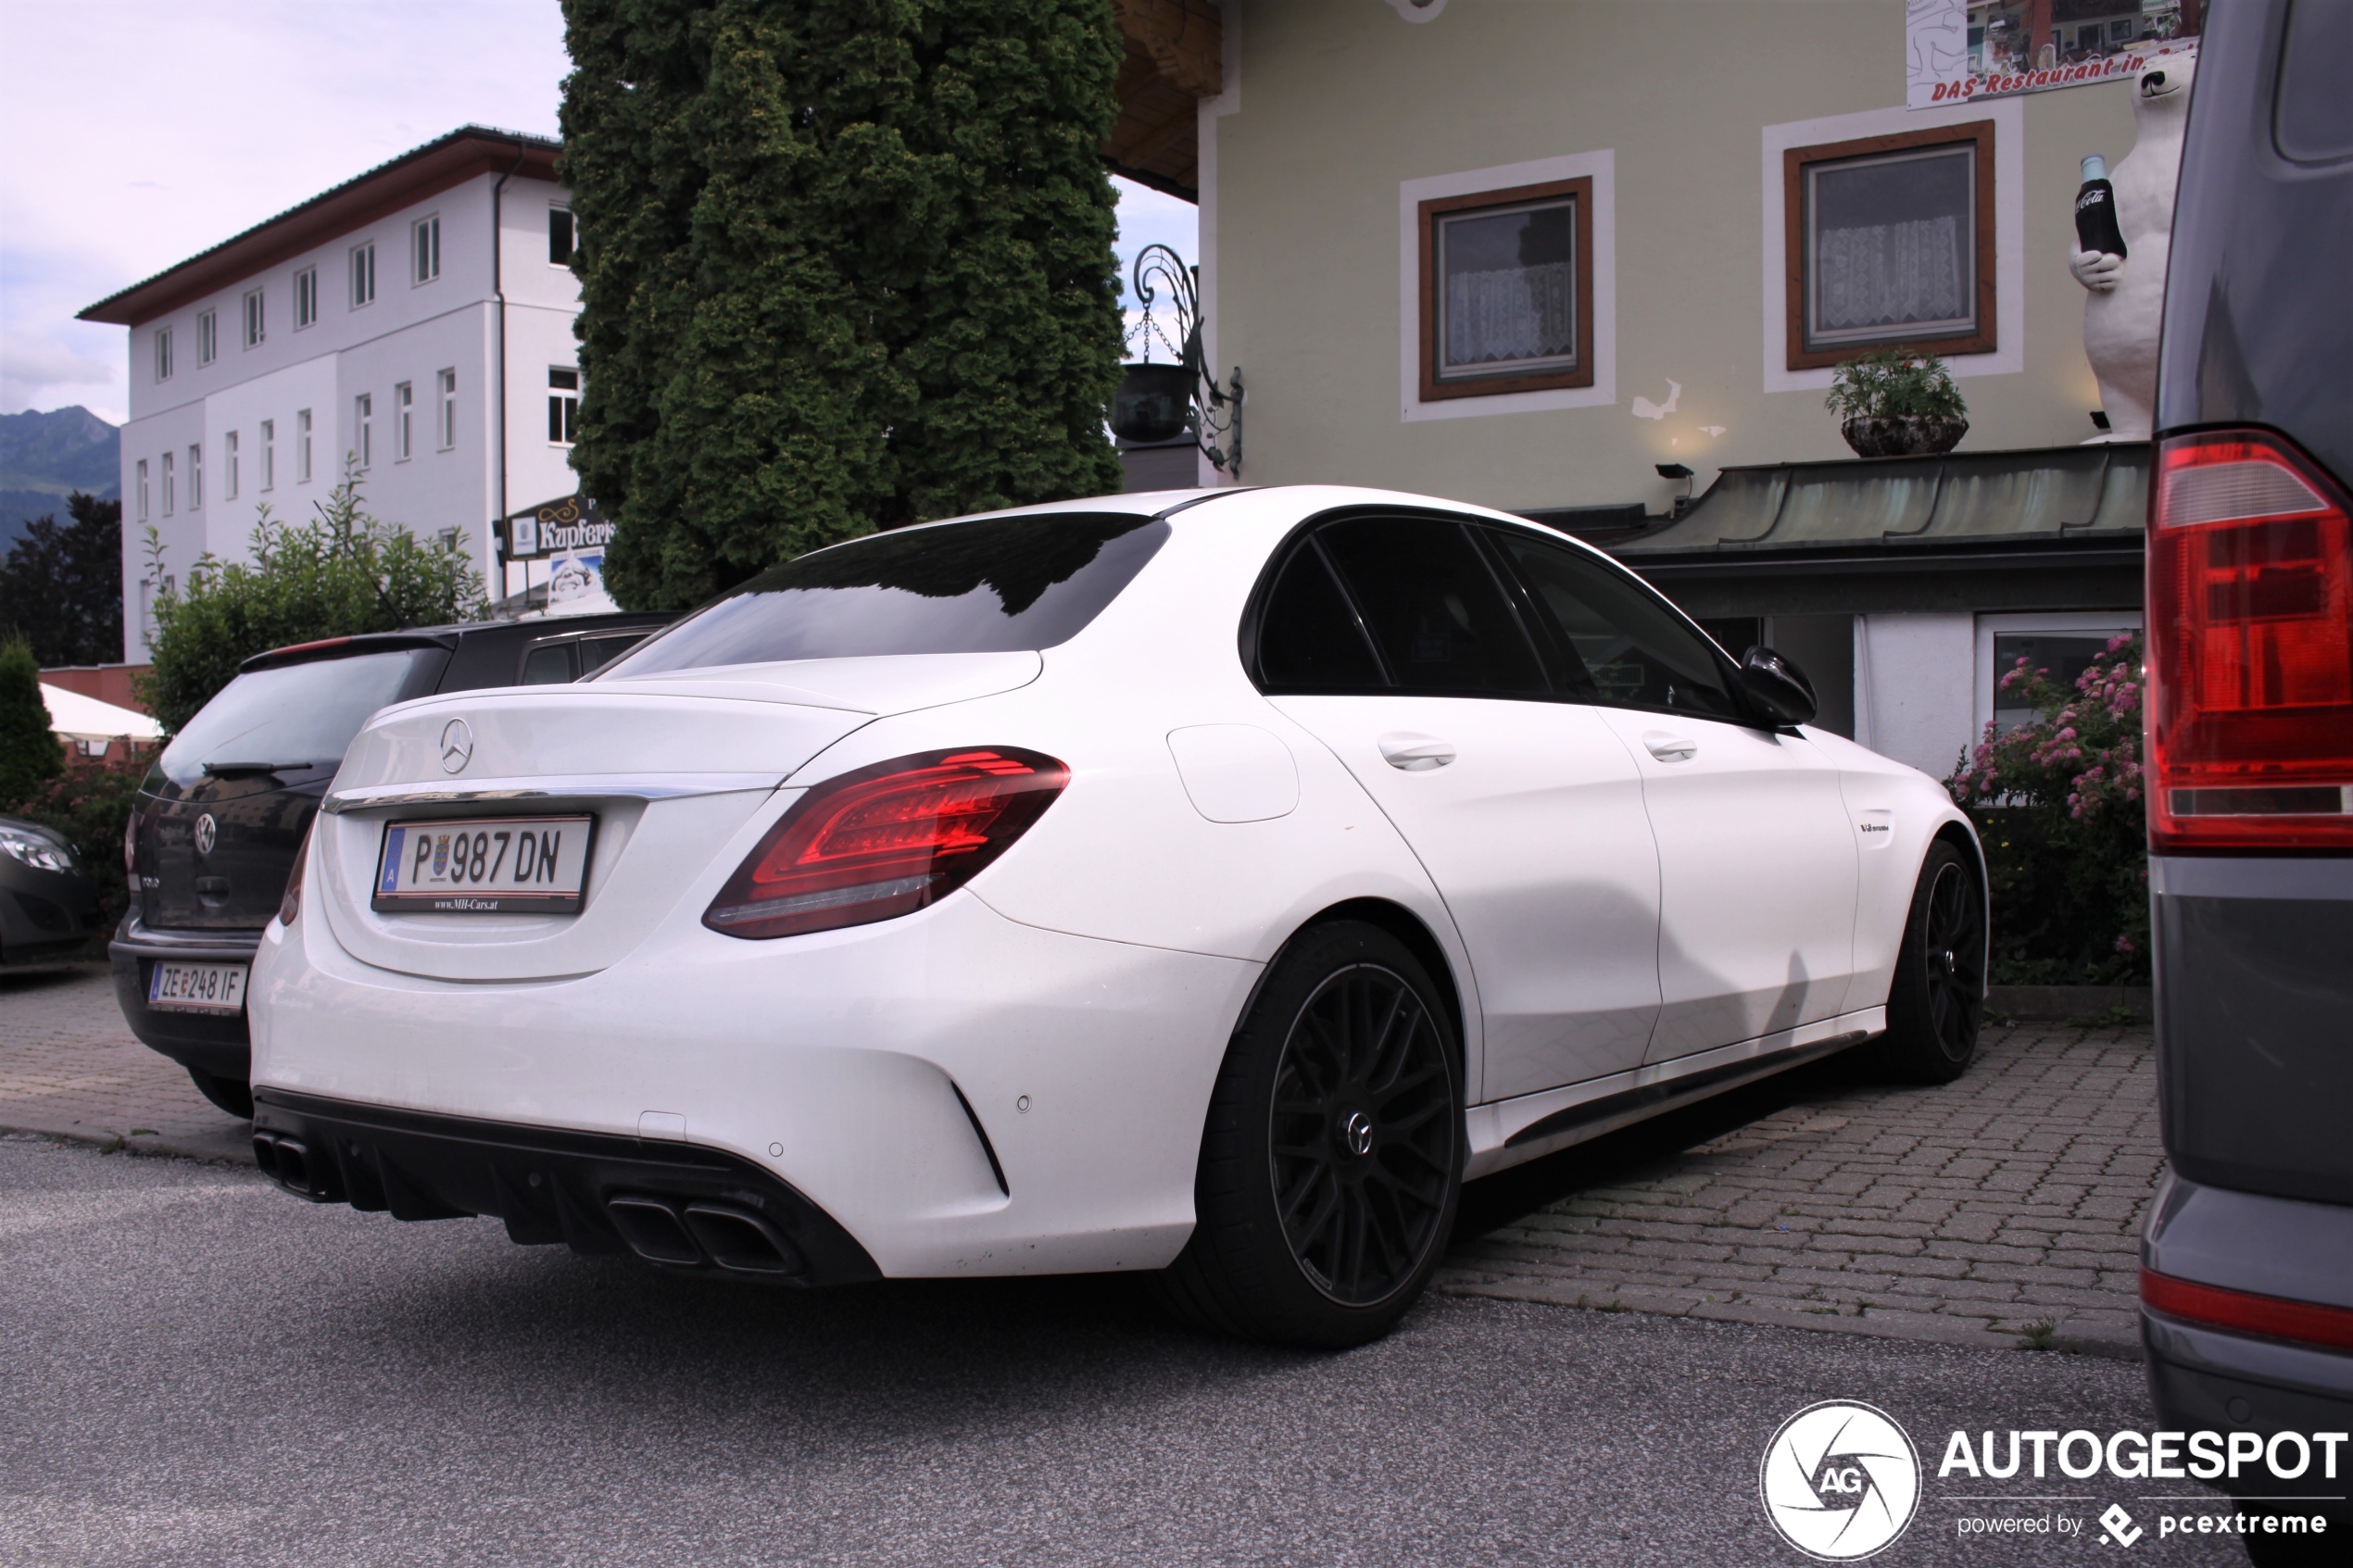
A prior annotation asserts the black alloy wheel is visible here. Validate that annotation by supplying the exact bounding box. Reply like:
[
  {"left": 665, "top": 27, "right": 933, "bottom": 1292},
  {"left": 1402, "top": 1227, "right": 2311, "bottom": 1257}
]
[
  {"left": 1156, "top": 920, "right": 1464, "bottom": 1348},
  {"left": 1270, "top": 962, "right": 1456, "bottom": 1306},
  {"left": 1872, "top": 839, "right": 1986, "bottom": 1084}
]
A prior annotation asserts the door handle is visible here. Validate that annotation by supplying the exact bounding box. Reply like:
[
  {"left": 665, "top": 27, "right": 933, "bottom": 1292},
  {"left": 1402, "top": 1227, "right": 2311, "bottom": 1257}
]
[
  {"left": 1642, "top": 731, "right": 1698, "bottom": 762},
  {"left": 1378, "top": 734, "right": 1456, "bottom": 771}
]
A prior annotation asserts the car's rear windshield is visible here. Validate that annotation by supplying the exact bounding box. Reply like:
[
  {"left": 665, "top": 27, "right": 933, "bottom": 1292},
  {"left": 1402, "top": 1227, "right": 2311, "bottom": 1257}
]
[
  {"left": 151, "top": 648, "right": 441, "bottom": 791},
  {"left": 601, "top": 511, "right": 1171, "bottom": 677}
]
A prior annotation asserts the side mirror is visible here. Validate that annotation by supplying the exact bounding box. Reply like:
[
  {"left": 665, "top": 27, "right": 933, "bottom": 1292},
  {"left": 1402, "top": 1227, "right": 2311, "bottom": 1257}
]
[{"left": 1739, "top": 646, "right": 1818, "bottom": 727}]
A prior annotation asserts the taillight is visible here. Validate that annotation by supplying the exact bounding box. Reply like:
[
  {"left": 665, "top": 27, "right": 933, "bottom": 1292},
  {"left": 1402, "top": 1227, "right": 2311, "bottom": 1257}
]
[
  {"left": 703, "top": 747, "right": 1068, "bottom": 940},
  {"left": 124, "top": 809, "right": 139, "bottom": 878},
  {"left": 2147, "top": 430, "right": 2353, "bottom": 852},
  {"left": 2142, "top": 1268, "right": 2353, "bottom": 1352},
  {"left": 279, "top": 819, "right": 312, "bottom": 926}
]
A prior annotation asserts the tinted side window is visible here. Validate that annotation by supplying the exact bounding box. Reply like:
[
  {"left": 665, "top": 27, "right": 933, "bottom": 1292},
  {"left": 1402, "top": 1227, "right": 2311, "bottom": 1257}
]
[
  {"left": 1256, "top": 544, "right": 1386, "bottom": 691},
  {"left": 521, "top": 643, "right": 576, "bottom": 684},
  {"left": 1493, "top": 531, "right": 1742, "bottom": 720},
  {"left": 579, "top": 634, "right": 645, "bottom": 674},
  {"left": 1317, "top": 516, "right": 1545, "bottom": 696}
]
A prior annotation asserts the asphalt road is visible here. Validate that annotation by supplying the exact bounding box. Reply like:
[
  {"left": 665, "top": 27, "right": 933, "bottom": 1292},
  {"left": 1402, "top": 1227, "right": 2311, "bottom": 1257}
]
[{"left": 1, "top": 1135, "right": 2258, "bottom": 1568}]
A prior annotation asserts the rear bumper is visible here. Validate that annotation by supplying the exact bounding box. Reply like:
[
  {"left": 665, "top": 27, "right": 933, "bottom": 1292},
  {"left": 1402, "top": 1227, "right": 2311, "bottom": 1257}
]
[
  {"left": 251, "top": 1089, "right": 882, "bottom": 1286},
  {"left": 248, "top": 885, "right": 1261, "bottom": 1279},
  {"left": 2141, "top": 1172, "right": 2353, "bottom": 1512},
  {"left": 108, "top": 914, "right": 259, "bottom": 1079}
]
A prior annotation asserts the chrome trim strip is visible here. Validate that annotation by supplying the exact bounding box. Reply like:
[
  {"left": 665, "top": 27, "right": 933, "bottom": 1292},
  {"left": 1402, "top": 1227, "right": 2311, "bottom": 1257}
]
[{"left": 322, "top": 773, "right": 786, "bottom": 814}]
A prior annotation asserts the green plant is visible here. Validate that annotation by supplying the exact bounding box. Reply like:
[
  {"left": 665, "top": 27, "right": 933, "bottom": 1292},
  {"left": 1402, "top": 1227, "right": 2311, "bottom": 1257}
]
[
  {"left": 0, "top": 635, "right": 62, "bottom": 803},
  {"left": 1824, "top": 348, "right": 1968, "bottom": 420},
  {"left": 560, "top": 0, "right": 1129, "bottom": 611},
  {"left": 136, "top": 460, "right": 484, "bottom": 734},
  {"left": 1948, "top": 634, "right": 2149, "bottom": 985},
  {"left": 6, "top": 753, "right": 145, "bottom": 935},
  {"left": 2017, "top": 1319, "right": 2057, "bottom": 1351},
  {"left": 0, "top": 492, "right": 123, "bottom": 666}
]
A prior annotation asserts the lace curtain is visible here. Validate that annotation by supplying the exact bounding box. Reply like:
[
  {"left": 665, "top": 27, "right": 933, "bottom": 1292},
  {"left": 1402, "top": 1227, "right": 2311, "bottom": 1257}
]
[
  {"left": 1814, "top": 215, "right": 1965, "bottom": 332},
  {"left": 1444, "top": 260, "right": 1577, "bottom": 369}
]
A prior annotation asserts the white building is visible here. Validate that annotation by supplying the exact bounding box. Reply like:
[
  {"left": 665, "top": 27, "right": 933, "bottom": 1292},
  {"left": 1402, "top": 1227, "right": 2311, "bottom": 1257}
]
[{"left": 82, "top": 127, "right": 586, "bottom": 655}]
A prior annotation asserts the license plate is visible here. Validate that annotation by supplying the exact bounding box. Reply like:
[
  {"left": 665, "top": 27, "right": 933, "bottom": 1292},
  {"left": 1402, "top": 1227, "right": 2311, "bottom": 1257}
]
[
  {"left": 149, "top": 961, "right": 248, "bottom": 1015},
  {"left": 372, "top": 815, "right": 596, "bottom": 913}
]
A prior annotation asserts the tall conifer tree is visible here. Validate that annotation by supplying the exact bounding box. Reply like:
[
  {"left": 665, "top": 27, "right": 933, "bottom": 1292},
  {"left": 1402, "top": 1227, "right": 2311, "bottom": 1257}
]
[{"left": 560, "top": 0, "right": 1129, "bottom": 610}]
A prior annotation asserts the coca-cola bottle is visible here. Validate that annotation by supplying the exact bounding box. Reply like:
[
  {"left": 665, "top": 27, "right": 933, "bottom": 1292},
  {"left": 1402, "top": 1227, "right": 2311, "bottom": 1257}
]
[{"left": 2075, "top": 155, "right": 2128, "bottom": 259}]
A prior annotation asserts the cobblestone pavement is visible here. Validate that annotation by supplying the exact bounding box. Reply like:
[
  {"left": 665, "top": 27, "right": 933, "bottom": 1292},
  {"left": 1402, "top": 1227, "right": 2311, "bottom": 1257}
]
[
  {"left": 2, "top": 963, "right": 2159, "bottom": 1354},
  {"left": 1439, "top": 1022, "right": 2160, "bottom": 1357},
  {"left": 0, "top": 963, "right": 251, "bottom": 1162}
]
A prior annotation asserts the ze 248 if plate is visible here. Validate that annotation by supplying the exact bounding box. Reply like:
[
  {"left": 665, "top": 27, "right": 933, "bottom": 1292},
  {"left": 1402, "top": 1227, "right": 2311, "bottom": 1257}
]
[
  {"left": 148, "top": 961, "right": 248, "bottom": 1015},
  {"left": 372, "top": 815, "right": 595, "bottom": 913}
]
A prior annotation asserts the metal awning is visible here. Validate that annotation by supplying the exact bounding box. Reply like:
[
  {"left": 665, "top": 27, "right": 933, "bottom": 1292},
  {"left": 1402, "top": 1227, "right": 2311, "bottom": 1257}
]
[{"left": 1606, "top": 442, "right": 2150, "bottom": 618}]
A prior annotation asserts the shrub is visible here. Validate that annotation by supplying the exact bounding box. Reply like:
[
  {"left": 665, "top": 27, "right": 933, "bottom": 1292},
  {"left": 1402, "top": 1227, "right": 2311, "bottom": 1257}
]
[
  {"left": 6, "top": 754, "right": 145, "bottom": 937},
  {"left": 1947, "top": 633, "right": 2150, "bottom": 985},
  {"left": 0, "top": 634, "right": 62, "bottom": 804},
  {"left": 139, "top": 462, "right": 485, "bottom": 733},
  {"left": 1824, "top": 348, "right": 1968, "bottom": 420}
]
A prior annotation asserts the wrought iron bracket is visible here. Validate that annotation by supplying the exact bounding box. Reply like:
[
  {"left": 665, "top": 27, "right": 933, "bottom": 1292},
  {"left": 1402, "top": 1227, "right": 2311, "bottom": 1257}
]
[{"left": 1126, "top": 243, "right": 1243, "bottom": 477}]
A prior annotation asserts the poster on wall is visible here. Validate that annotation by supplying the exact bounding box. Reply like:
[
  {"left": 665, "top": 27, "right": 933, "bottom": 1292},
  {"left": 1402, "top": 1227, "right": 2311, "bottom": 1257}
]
[{"left": 1907, "top": 0, "right": 2200, "bottom": 108}]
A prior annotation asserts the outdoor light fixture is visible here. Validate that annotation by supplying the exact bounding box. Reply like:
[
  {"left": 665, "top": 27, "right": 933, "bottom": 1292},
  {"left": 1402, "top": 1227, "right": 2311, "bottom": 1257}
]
[
  {"left": 1112, "top": 243, "right": 1244, "bottom": 476},
  {"left": 1655, "top": 462, "right": 1696, "bottom": 518}
]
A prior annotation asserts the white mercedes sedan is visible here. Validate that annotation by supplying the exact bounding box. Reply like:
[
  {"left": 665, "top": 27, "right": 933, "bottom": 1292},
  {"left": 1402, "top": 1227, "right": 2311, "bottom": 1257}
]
[{"left": 248, "top": 485, "right": 1985, "bottom": 1347}]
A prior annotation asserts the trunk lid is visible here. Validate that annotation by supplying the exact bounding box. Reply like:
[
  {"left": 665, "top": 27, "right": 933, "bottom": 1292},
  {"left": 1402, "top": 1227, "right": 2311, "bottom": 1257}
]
[{"left": 314, "top": 652, "right": 1037, "bottom": 980}]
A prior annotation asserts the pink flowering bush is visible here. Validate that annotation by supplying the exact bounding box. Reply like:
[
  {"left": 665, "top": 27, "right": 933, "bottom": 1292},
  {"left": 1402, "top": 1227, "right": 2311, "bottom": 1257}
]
[{"left": 1946, "top": 634, "right": 2150, "bottom": 985}]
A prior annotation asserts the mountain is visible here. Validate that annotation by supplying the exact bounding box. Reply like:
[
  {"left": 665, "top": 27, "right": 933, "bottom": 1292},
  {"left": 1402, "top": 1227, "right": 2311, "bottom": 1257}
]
[{"left": 3, "top": 406, "right": 121, "bottom": 551}]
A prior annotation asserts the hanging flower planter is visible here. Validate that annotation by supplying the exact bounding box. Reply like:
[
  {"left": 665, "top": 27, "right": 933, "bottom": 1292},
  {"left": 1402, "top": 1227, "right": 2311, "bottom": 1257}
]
[{"left": 1111, "top": 362, "right": 1194, "bottom": 445}]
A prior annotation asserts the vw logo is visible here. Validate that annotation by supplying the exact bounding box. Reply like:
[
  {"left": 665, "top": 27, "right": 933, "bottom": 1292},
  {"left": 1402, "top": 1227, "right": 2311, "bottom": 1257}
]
[
  {"left": 193, "top": 814, "right": 217, "bottom": 856},
  {"left": 439, "top": 718, "right": 474, "bottom": 774},
  {"left": 1758, "top": 1400, "right": 1919, "bottom": 1560}
]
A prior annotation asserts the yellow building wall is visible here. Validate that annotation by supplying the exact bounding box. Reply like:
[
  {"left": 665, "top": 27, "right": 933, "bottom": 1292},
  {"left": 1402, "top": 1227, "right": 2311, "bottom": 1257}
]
[{"left": 1209, "top": 0, "right": 2140, "bottom": 517}]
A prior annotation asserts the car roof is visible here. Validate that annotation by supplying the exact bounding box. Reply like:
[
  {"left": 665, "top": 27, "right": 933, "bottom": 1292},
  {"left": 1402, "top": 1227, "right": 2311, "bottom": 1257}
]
[{"left": 239, "top": 610, "right": 675, "bottom": 673}]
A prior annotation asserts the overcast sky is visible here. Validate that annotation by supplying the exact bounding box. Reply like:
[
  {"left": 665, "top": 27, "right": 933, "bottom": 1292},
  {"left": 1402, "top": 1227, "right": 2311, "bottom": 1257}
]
[{"left": 0, "top": 0, "right": 1197, "bottom": 426}]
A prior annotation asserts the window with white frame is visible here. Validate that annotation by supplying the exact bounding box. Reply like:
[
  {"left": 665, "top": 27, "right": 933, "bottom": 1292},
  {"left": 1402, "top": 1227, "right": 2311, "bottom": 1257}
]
[
  {"left": 412, "top": 215, "right": 440, "bottom": 284},
  {"left": 242, "top": 287, "right": 265, "bottom": 348},
  {"left": 1973, "top": 612, "right": 2145, "bottom": 738},
  {"left": 395, "top": 382, "right": 413, "bottom": 460},
  {"left": 189, "top": 444, "right": 203, "bottom": 509},
  {"left": 136, "top": 459, "right": 149, "bottom": 522},
  {"left": 549, "top": 206, "right": 575, "bottom": 267},
  {"left": 351, "top": 243, "right": 376, "bottom": 307},
  {"left": 260, "top": 420, "right": 275, "bottom": 491},
  {"left": 197, "top": 310, "right": 217, "bottom": 366},
  {"left": 437, "top": 370, "right": 457, "bottom": 449},
  {"left": 295, "top": 266, "right": 318, "bottom": 329},
  {"left": 356, "top": 394, "right": 373, "bottom": 469},
  {"left": 155, "top": 328, "right": 173, "bottom": 382},
  {"left": 1783, "top": 121, "right": 1994, "bottom": 370},
  {"left": 161, "top": 451, "right": 174, "bottom": 516},
  {"left": 225, "top": 430, "right": 239, "bottom": 500},
  {"left": 297, "top": 408, "right": 313, "bottom": 482},
  {"left": 548, "top": 367, "right": 579, "bottom": 445}
]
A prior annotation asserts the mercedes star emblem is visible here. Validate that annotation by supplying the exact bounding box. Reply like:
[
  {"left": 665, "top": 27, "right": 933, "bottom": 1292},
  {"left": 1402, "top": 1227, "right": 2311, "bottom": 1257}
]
[
  {"left": 439, "top": 718, "right": 475, "bottom": 774},
  {"left": 194, "top": 813, "right": 217, "bottom": 856}
]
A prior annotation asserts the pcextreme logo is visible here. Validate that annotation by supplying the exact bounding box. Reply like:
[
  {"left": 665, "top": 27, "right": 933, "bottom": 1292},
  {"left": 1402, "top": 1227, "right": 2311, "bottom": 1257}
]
[{"left": 1760, "top": 1400, "right": 1923, "bottom": 1560}]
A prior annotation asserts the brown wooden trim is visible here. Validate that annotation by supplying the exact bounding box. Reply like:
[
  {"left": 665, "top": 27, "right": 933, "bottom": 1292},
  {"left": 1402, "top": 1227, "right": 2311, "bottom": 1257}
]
[
  {"left": 1782, "top": 120, "right": 1996, "bottom": 372},
  {"left": 1417, "top": 175, "right": 1595, "bottom": 403},
  {"left": 82, "top": 133, "right": 561, "bottom": 326}
]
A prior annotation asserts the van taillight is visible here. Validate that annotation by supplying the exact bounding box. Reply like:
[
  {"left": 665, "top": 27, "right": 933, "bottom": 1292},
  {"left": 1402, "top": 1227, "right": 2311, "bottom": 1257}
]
[
  {"left": 703, "top": 747, "right": 1068, "bottom": 940},
  {"left": 2147, "top": 431, "right": 2353, "bottom": 852},
  {"left": 279, "top": 820, "right": 312, "bottom": 926}
]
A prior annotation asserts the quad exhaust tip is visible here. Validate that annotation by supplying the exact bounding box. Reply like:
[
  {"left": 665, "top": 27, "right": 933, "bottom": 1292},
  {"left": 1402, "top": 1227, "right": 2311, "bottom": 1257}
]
[
  {"left": 251, "top": 1133, "right": 330, "bottom": 1200},
  {"left": 606, "top": 1195, "right": 806, "bottom": 1276}
]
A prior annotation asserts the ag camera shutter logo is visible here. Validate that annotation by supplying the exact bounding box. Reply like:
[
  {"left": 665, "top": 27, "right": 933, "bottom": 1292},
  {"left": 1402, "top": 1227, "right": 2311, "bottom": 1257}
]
[{"left": 1760, "top": 1400, "right": 1921, "bottom": 1560}]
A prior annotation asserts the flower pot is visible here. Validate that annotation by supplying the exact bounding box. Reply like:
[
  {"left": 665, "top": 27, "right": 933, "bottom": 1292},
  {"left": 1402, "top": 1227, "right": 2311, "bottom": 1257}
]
[
  {"left": 1112, "top": 363, "right": 1194, "bottom": 445},
  {"left": 1840, "top": 414, "right": 1969, "bottom": 458}
]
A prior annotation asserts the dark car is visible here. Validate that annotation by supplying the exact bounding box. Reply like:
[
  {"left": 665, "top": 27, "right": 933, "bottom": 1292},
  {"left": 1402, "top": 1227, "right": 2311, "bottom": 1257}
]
[
  {"left": 114, "top": 612, "right": 673, "bottom": 1117},
  {"left": 2137, "top": 1, "right": 2353, "bottom": 1557},
  {"left": 1, "top": 814, "right": 107, "bottom": 966}
]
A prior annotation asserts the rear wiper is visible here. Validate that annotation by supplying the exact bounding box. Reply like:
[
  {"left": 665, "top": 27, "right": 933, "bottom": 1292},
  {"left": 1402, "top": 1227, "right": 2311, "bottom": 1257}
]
[{"left": 201, "top": 761, "right": 315, "bottom": 776}]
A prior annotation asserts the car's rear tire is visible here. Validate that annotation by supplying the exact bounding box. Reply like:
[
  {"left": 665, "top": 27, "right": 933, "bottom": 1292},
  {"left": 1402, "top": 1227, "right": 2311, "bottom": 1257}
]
[
  {"left": 1155, "top": 920, "right": 1463, "bottom": 1348},
  {"left": 185, "top": 1066, "right": 253, "bottom": 1121},
  {"left": 1868, "top": 839, "right": 1985, "bottom": 1084}
]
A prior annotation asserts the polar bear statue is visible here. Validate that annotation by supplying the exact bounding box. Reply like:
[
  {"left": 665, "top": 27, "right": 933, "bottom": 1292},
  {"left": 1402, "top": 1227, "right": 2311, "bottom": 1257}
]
[{"left": 2068, "top": 54, "right": 2196, "bottom": 441}]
